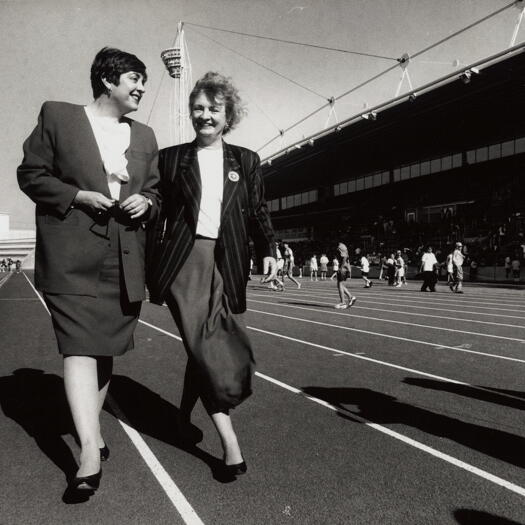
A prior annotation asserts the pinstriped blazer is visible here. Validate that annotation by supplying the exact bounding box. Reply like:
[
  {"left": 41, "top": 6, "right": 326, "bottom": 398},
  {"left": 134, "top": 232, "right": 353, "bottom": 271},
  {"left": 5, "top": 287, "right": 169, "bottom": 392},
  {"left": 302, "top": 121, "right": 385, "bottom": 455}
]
[{"left": 147, "top": 140, "right": 276, "bottom": 313}]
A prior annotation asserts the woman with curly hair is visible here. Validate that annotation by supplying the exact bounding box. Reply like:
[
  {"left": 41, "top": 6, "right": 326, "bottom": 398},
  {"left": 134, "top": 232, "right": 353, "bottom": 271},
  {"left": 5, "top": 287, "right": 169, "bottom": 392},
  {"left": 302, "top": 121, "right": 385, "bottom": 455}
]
[{"left": 148, "top": 72, "right": 277, "bottom": 477}]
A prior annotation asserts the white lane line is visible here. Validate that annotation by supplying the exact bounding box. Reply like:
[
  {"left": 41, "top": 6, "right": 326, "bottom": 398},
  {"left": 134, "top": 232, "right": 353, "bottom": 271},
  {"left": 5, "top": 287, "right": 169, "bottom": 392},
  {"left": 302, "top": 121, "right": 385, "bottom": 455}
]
[
  {"left": 251, "top": 289, "right": 525, "bottom": 321},
  {"left": 256, "top": 372, "right": 525, "bottom": 498},
  {"left": 247, "top": 292, "right": 525, "bottom": 327},
  {"left": 253, "top": 285, "right": 525, "bottom": 312},
  {"left": 138, "top": 315, "right": 524, "bottom": 409},
  {"left": 107, "top": 398, "right": 204, "bottom": 525},
  {"left": 322, "top": 289, "right": 525, "bottom": 312},
  {"left": 22, "top": 274, "right": 204, "bottom": 525},
  {"left": 0, "top": 272, "right": 12, "bottom": 290},
  {"left": 247, "top": 326, "right": 525, "bottom": 403},
  {"left": 246, "top": 306, "right": 525, "bottom": 364},
  {"left": 138, "top": 314, "right": 525, "bottom": 498}
]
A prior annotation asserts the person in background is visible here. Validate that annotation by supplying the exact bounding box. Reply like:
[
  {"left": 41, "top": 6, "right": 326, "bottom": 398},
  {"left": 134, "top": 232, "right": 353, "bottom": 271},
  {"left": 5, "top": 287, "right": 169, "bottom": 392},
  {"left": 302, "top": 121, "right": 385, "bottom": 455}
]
[
  {"left": 319, "top": 253, "right": 329, "bottom": 280},
  {"left": 511, "top": 257, "right": 521, "bottom": 283},
  {"left": 283, "top": 242, "right": 301, "bottom": 289},
  {"left": 359, "top": 251, "right": 372, "bottom": 288},
  {"left": 387, "top": 253, "right": 396, "bottom": 286},
  {"left": 420, "top": 246, "right": 438, "bottom": 292},
  {"left": 330, "top": 256, "right": 339, "bottom": 280},
  {"left": 334, "top": 242, "right": 356, "bottom": 309},
  {"left": 17, "top": 47, "right": 160, "bottom": 494},
  {"left": 310, "top": 254, "right": 318, "bottom": 281},
  {"left": 452, "top": 242, "right": 465, "bottom": 293},
  {"left": 504, "top": 255, "right": 511, "bottom": 279},
  {"left": 394, "top": 250, "right": 406, "bottom": 287}
]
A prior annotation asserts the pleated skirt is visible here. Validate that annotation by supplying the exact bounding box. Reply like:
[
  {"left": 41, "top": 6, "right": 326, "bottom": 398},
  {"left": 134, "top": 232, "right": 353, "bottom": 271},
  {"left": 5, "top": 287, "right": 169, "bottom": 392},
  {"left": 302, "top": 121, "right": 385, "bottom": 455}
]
[
  {"left": 44, "top": 218, "right": 141, "bottom": 356},
  {"left": 166, "top": 238, "right": 254, "bottom": 413}
]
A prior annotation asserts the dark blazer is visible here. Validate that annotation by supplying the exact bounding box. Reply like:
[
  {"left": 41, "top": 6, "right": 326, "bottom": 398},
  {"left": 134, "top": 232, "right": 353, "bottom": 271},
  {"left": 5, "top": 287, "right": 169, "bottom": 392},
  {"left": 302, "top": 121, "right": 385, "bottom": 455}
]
[
  {"left": 147, "top": 141, "right": 276, "bottom": 313},
  {"left": 17, "top": 101, "right": 161, "bottom": 302}
]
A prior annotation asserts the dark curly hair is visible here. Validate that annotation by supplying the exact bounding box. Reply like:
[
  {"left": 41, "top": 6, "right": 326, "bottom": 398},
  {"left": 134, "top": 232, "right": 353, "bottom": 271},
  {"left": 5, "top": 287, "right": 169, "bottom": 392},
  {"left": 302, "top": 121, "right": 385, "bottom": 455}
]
[
  {"left": 189, "top": 72, "right": 246, "bottom": 134},
  {"left": 90, "top": 47, "right": 147, "bottom": 99}
]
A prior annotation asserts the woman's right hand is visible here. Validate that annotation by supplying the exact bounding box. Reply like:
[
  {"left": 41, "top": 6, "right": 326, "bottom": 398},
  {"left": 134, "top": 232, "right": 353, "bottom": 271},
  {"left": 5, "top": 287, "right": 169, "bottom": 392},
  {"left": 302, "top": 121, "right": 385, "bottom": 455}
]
[{"left": 73, "top": 190, "right": 116, "bottom": 213}]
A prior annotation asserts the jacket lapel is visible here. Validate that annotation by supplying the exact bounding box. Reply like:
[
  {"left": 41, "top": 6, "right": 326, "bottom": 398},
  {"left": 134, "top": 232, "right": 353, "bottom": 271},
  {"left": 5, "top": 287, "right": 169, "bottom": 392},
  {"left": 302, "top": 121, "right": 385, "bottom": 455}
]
[
  {"left": 78, "top": 107, "right": 112, "bottom": 198},
  {"left": 121, "top": 119, "right": 139, "bottom": 204},
  {"left": 178, "top": 141, "right": 201, "bottom": 231},
  {"left": 221, "top": 142, "right": 242, "bottom": 221}
]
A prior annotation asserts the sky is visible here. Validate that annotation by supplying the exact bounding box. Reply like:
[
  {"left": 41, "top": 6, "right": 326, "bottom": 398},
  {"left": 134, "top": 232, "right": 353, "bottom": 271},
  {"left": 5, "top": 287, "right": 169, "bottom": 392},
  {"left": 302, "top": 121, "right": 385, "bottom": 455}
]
[{"left": 0, "top": 0, "right": 520, "bottom": 230}]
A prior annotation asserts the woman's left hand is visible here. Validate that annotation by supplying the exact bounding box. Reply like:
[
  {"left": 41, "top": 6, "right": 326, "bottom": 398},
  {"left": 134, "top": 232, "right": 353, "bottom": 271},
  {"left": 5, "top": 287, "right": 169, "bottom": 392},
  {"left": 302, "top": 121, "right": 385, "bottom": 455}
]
[{"left": 120, "top": 194, "right": 150, "bottom": 219}]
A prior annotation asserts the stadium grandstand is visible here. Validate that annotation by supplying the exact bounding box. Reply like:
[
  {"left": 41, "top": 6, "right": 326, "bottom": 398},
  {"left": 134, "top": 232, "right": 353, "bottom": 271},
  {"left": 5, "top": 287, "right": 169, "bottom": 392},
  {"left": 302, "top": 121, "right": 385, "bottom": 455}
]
[{"left": 261, "top": 42, "right": 525, "bottom": 279}]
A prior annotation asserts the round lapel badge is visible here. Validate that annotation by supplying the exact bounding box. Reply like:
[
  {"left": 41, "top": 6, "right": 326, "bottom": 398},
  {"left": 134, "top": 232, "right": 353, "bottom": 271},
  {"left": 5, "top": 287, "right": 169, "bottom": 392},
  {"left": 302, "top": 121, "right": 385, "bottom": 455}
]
[{"left": 228, "top": 171, "right": 240, "bottom": 182}]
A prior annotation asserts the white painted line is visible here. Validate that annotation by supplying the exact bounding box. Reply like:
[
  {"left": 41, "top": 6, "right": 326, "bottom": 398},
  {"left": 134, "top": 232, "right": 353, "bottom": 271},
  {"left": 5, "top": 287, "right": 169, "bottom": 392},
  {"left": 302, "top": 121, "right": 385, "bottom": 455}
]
[
  {"left": 248, "top": 295, "right": 525, "bottom": 343},
  {"left": 137, "top": 313, "right": 525, "bottom": 496},
  {"left": 139, "top": 312, "right": 524, "bottom": 406},
  {"left": 22, "top": 274, "right": 204, "bottom": 525},
  {"left": 23, "top": 272, "right": 50, "bottom": 314},
  {"left": 256, "top": 372, "right": 525, "bottom": 498},
  {"left": 246, "top": 304, "right": 525, "bottom": 363},
  {"left": 107, "top": 397, "right": 204, "bottom": 525},
  {"left": 0, "top": 272, "right": 12, "bottom": 290},
  {"left": 247, "top": 325, "right": 525, "bottom": 403},
  {"left": 136, "top": 315, "right": 525, "bottom": 496},
  {"left": 252, "top": 284, "right": 525, "bottom": 312},
  {"left": 248, "top": 290, "right": 525, "bottom": 322}
]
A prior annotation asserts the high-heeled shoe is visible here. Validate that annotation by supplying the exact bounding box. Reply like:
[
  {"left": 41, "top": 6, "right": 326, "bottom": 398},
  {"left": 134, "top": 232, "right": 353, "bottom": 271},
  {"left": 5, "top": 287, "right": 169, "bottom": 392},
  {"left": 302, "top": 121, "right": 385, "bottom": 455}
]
[
  {"left": 223, "top": 460, "right": 247, "bottom": 476},
  {"left": 100, "top": 444, "right": 110, "bottom": 462},
  {"left": 69, "top": 469, "right": 102, "bottom": 491}
]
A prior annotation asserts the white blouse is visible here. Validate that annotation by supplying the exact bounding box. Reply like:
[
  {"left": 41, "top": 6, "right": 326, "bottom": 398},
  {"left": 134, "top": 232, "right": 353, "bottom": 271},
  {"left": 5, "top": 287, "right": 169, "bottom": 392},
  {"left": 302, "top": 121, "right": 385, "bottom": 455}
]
[
  {"left": 196, "top": 146, "right": 224, "bottom": 239},
  {"left": 84, "top": 106, "right": 131, "bottom": 201}
]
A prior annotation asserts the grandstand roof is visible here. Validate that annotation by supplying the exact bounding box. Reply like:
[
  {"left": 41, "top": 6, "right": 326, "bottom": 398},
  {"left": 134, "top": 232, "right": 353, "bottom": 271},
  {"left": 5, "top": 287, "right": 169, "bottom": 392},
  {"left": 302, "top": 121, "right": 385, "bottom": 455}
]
[{"left": 262, "top": 42, "right": 525, "bottom": 196}]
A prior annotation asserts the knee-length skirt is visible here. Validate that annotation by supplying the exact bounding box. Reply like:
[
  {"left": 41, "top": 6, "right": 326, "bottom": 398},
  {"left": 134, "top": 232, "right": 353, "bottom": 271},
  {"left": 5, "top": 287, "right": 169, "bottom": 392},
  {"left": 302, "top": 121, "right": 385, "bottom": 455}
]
[{"left": 43, "top": 218, "right": 141, "bottom": 356}]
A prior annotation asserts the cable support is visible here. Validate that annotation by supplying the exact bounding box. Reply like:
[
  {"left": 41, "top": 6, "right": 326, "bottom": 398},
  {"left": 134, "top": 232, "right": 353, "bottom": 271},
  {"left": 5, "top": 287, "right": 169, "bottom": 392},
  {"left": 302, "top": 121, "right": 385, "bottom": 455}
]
[
  {"left": 189, "top": 27, "right": 328, "bottom": 100},
  {"left": 184, "top": 21, "right": 398, "bottom": 61},
  {"left": 246, "top": 96, "right": 282, "bottom": 132},
  {"left": 410, "top": 0, "right": 517, "bottom": 61},
  {"left": 146, "top": 32, "right": 178, "bottom": 125},
  {"left": 256, "top": 0, "right": 518, "bottom": 153},
  {"left": 256, "top": 62, "right": 398, "bottom": 152}
]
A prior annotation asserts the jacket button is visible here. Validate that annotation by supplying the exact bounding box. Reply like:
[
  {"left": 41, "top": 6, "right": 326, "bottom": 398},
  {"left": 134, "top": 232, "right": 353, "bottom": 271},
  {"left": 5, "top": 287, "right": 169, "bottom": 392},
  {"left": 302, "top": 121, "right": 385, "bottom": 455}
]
[{"left": 123, "top": 249, "right": 130, "bottom": 254}]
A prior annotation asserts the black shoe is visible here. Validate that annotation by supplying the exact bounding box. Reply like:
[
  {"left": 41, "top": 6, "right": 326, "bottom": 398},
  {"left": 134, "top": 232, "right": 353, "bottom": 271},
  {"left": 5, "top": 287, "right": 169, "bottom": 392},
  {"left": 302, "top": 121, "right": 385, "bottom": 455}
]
[
  {"left": 69, "top": 469, "right": 102, "bottom": 492},
  {"left": 223, "top": 460, "right": 247, "bottom": 476},
  {"left": 100, "top": 445, "right": 110, "bottom": 462}
]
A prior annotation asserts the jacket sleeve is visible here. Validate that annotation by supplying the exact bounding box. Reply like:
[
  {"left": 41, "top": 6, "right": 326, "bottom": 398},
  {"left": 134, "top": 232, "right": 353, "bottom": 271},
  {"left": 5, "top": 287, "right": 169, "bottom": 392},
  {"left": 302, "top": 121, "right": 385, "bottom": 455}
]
[
  {"left": 246, "top": 150, "right": 276, "bottom": 261},
  {"left": 139, "top": 127, "right": 162, "bottom": 224},
  {"left": 17, "top": 102, "right": 79, "bottom": 216}
]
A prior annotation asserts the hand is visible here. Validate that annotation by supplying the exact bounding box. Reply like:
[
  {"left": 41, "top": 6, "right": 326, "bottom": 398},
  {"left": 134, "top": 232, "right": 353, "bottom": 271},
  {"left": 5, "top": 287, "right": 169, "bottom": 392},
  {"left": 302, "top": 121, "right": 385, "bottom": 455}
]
[
  {"left": 260, "top": 256, "right": 277, "bottom": 283},
  {"left": 120, "top": 194, "right": 150, "bottom": 219},
  {"left": 74, "top": 190, "right": 115, "bottom": 213}
]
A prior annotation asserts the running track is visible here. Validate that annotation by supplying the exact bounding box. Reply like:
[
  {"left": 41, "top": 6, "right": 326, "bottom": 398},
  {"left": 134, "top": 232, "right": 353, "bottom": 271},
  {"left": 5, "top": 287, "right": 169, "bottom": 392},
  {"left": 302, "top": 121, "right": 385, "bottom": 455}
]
[{"left": 1, "top": 272, "right": 524, "bottom": 524}]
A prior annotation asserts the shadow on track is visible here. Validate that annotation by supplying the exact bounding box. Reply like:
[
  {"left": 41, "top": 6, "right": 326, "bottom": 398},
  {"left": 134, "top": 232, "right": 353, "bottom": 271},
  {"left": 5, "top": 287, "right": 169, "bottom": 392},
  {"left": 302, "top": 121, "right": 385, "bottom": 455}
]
[
  {"left": 0, "top": 369, "right": 93, "bottom": 503},
  {"left": 301, "top": 386, "right": 525, "bottom": 468},
  {"left": 454, "top": 508, "right": 523, "bottom": 524},
  {"left": 280, "top": 301, "right": 334, "bottom": 309},
  {"left": 403, "top": 377, "right": 525, "bottom": 410},
  {"left": 108, "top": 375, "right": 235, "bottom": 483},
  {"left": 0, "top": 368, "right": 78, "bottom": 478}
]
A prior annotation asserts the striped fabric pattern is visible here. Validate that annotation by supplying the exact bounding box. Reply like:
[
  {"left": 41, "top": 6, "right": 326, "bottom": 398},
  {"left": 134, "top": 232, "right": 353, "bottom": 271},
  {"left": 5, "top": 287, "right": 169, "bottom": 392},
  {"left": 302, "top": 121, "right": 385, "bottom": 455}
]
[{"left": 147, "top": 141, "right": 276, "bottom": 313}]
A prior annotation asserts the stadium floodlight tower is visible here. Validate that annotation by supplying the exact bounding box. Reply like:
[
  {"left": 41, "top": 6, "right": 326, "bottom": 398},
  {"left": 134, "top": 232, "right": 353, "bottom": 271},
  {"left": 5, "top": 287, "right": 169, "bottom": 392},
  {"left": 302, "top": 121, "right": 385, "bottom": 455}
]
[{"left": 161, "top": 21, "right": 193, "bottom": 144}]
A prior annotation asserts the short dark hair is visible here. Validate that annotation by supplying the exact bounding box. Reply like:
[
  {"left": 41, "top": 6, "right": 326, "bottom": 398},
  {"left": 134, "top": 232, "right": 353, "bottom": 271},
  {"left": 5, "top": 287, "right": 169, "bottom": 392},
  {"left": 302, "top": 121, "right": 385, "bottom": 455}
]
[
  {"left": 90, "top": 47, "right": 147, "bottom": 99},
  {"left": 189, "top": 72, "right": 245, "bottom": 134}
]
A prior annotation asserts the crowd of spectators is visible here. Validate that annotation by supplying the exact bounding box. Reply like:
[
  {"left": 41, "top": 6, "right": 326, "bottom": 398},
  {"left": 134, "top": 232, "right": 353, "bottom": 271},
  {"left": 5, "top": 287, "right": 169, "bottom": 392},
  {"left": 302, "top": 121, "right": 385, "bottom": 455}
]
[{"left": 274, "top": 208, "right": 525, "bottom": 283}]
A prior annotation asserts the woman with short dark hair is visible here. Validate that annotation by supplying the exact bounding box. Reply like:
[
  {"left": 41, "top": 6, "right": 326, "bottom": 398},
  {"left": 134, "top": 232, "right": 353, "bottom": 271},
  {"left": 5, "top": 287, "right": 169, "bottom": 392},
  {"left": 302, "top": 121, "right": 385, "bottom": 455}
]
[{"left": 18, "top": 47, "right": 160, "bottom": 494}]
